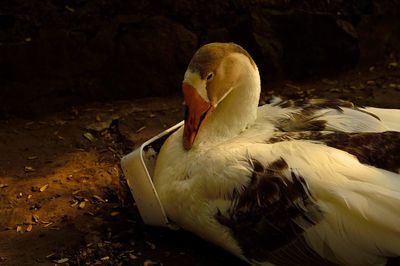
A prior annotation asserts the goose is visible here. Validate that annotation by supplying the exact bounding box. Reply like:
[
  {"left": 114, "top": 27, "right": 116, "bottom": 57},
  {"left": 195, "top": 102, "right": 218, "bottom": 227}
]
[{"left": 153, "top": 42, "right": 400, "bottom": 266}]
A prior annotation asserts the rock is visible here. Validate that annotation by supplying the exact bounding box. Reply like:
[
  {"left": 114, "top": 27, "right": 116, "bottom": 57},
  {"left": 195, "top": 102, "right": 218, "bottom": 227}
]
[
  {"left": 0, "top": 14, "right": 15, "bottom": 30},
  {"left": 161, "top": 0, "right": 198, "bottom": 17},
  {"left": 252, "top": 9, "right": 359, "bottom": 78},
  {"left": 0, "top": 0, "right": 399, "bottom": 117},
  {"left": 356, "top": 0, "right": 400, "bottom": 63},
  {"left": 226, "top": 8, "right": 359, "bottom": 81},
  {"left": 245, "top": 9, "right": 283, "bottom": 78},
  {"left": 0, "top": 14, "right": 197, "bottom": 116},
  {"left": 201, "top": 28, "right": 232, "bottom": 44},
  {"left": 386, "top": 25, "right": 400, "bottom": 57},
  {"left": 103, "top": 16, "right": 198, "bottom": 97}
]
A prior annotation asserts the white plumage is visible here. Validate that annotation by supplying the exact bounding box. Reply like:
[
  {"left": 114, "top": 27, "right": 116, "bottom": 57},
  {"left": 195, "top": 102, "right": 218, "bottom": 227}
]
[
  {"left": 363, "top": 107, "right": 400, "bottom": 131},
  {"left": 153, "top": 43, "right": 400, "bottom": 266}
]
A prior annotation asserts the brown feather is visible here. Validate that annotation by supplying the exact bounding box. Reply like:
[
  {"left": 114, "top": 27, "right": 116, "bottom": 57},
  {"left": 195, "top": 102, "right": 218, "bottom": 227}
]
[
  {"left": 188, "top": 42, "right": 255, "bottom": 79},
  {"left": 266, "top": 131, "right": 400, "bottom": 173},
  {"left": 216, "top": 158, "right": 324, "bottom": 263},
  {"left": 272, "top": 98, "right": 381, "bottom": 132},
  {"left": 318, "top": 131, "right": 400, "bottom": 173}
]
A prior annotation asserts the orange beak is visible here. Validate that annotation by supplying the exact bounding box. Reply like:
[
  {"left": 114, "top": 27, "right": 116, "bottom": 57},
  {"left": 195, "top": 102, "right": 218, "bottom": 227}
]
[{"left": 182, "top": 82, "right": 213, "bottom": 150}]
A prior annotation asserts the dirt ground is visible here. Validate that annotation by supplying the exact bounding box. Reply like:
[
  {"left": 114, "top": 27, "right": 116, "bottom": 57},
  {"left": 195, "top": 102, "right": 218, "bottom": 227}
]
[{"left": 1, "top": 60, "right": 400, "bottom": 266}]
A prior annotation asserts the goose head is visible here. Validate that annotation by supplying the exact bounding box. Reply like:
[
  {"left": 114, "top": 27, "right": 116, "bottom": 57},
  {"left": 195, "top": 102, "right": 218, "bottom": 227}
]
[{"left": 182, "top": 42, "right": 261, "bottom": 150}]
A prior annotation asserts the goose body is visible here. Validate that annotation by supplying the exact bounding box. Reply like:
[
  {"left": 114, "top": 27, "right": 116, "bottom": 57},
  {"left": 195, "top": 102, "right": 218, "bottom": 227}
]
[{"left": 153, "top": 43, "right": 400, "bottom": 266}]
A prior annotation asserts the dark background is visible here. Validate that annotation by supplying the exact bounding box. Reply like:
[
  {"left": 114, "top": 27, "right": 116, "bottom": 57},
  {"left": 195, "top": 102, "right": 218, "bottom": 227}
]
[
  {"left": 1, "top": 0, "right": 399, "bottom": 117},
  {"left": 1, "top": 2, "right": 400, "bottom": 266}
]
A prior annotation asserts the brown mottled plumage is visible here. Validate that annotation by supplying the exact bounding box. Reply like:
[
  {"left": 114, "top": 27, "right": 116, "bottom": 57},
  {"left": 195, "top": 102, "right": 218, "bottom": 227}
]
[
  {"left": 265, "top": 131, "right": 400, "bottom": 173},
  {"left": 319, "top": 131, "right": 400, "bottom": 173},
  {"left": 216, "top": 158, "right": 325, "bottom": 264},
  {"left": 272, "top": 98, "right": 381, "bottom": 132}
]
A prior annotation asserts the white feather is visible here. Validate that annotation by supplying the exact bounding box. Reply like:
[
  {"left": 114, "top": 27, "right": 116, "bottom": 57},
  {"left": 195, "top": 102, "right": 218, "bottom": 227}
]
[
  {"left": 317, "top": 108, "right": 389, "bottom": 132},
  {"left": 257, "top": 103, "right": 397, "bottom": 133},
  {"left": 363, "top": 107, "right": 400, "bottom": 132}
]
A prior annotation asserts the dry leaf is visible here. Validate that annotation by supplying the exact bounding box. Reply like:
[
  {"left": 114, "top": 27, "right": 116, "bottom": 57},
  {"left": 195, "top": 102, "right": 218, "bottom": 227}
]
[
  {"left": 93, "top": 195, "right": 105, "bottom": 203},
  {"left": 110, "top": 211, "right": 120, "bottom": 217},
  {"left": 25, "top": 121, "right": 35, "bottom": 126},
  {"left": 83, "top": 132, "right": 95, "bottom": 142},
  {"left": 16, "top": 225, "right": 23, "bottom": 233},
  {"left": 26, "top": 224, "right": 33, "bottom": 232},
  {"left": 39, "top": 184, "right": 49, "bottom": 192},
  {"left": 129, "top": 253, "right": 138, "bottom": 260},
  {"left": 46, "top": 253, "right": 56, "bottom": 258},
  {"left": 42, "top": 222, "right": 53, "bottom": 228},
  {"left": 70, "top": 200, "right": 78, "bottom": 207},
  {"left": 79, "top": 201, "right": 86, "bottom": 209},
  {"left": 0, "top": 184, "right": 8, "bottom": 188},
  {"left": 65, "top": 5, "right": 75, "bottom": 12},
  {"left": 144, "top": 260, "right": 158, "bottom": 266},
  {"left": 27, "top": 156, "right": 38, "bottom": 160},
  {"left": 32, "top": 214, "right": 40, "bottom": 223},
  {"left": 284, "top": 83, "right": 301, "bottom": 90},
  {"left": 108, "top": 146, "right": 117, "bottom": 153},
  {"left": 145, "top": 241, "right": 156, "bottom": 249},
  {"left": 24, "top": 166, "right": 35, "bottom": 172},
  {"left": 100, "top": 256, "right": 110, "bottom": 261},
  {"left": 72, "top": 190, "right": 81, "bottom": 195},
  {"left": 27, "top": 194, "right": 32, "bottom": 199},
  {"left": 136, "top": 126, "right": 146, "bottom": 133},
  {"left": 55, "top": 119, "right": 66, "bottom": 126},
  {"left": 54, "top": 258, "right": 69, "bottom": 264}
]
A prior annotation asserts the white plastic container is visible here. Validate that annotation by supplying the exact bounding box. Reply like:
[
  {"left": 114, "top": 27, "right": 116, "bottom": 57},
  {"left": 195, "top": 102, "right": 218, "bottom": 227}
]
[{"left": 121, "top": 121, "right": 183, "bottom": 229}]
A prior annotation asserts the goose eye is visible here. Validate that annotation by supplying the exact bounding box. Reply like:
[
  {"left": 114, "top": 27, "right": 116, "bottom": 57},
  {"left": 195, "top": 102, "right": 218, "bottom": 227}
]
[{"left": 206, "top": 72, "right": 214, "bottom": 81}]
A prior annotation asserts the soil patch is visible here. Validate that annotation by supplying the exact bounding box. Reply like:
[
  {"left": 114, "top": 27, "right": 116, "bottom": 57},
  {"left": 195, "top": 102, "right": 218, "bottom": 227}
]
[{"left": 0, "top": 60, "right": 399, "bottom": 265}]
